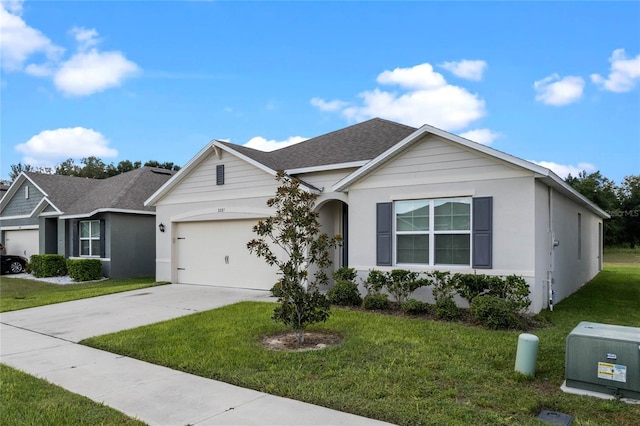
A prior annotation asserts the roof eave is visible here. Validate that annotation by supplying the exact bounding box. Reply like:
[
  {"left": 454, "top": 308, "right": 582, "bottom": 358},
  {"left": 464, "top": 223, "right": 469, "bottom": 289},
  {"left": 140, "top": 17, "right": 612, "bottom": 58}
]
[
  {"left": 145, "top": 140, "right": 280, "bottom": 206},
  {"left": 332, "top": 123, "right": 609, "bottom": 218},
  {"left": 60, "top": 208, "right": 156, "bottom": 219},
  {"left": 286, "top": 160, "right": 369, "bottom": 175}
]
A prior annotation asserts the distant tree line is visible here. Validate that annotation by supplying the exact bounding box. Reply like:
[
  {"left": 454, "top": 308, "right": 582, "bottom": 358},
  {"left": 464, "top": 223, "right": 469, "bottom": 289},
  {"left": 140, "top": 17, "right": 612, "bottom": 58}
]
[
  {"left": 7, "top": 156, "right": 181, "bottom": 182},
  {"left": 566, "top": 171, "right": 639, "bottom": 247}
]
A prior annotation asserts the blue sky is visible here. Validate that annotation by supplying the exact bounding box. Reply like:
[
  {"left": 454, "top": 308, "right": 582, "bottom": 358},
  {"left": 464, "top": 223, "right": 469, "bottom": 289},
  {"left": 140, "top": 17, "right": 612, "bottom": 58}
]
[{"left": 1, "top": 0, "right": 639, "bottom": 184}]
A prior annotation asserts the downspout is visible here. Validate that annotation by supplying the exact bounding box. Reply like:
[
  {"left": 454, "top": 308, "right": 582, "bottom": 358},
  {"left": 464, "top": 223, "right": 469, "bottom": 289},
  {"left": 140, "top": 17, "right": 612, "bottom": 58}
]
[{"left": 547, "top": 187, "right": 556, "bottom": 311}]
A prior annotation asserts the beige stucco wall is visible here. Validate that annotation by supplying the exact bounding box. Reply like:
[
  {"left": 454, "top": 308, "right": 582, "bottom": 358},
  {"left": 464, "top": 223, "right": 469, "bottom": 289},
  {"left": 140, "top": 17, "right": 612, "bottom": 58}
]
[{"left": 540, "top": 181, "right": 603, "bottom": 306}]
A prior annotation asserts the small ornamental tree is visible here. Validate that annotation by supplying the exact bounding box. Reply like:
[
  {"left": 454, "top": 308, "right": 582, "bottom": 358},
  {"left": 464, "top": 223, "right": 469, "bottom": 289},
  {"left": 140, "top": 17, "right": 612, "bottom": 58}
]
[{"left": 247, "top": 171, "right": 342, "bottom": 344}]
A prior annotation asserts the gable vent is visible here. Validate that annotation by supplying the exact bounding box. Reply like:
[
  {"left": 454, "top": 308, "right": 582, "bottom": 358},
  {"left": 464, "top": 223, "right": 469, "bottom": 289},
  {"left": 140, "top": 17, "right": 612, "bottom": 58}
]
[{"left": 216, "top": 164, "right": 225, "bottom": 185}]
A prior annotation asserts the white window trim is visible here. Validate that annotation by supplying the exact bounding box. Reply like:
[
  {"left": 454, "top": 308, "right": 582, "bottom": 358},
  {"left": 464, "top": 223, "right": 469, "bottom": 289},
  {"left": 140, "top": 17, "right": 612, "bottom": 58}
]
[
  {"left": 79, "top": 220, "right": 101, "bottom": 257},
  {"left": 394, "top": 197, "right": 473, "bottom": 267}
]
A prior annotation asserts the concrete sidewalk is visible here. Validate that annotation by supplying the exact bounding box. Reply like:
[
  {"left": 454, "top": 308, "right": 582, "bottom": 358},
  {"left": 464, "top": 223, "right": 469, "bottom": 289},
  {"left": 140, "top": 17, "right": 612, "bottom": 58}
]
[{"left": 1, "top": 284, "right": 392, "bottom": 426}]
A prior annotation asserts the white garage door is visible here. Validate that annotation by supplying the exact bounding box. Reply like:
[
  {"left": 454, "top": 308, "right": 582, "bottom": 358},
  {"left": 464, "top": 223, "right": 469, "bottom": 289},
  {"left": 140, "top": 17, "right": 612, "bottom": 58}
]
[
  {"left": 4, "top": 229, "right": 39, "bottom": 258},
  {"left": 175, "top": 220, "right": 280, "bottom": 289}
]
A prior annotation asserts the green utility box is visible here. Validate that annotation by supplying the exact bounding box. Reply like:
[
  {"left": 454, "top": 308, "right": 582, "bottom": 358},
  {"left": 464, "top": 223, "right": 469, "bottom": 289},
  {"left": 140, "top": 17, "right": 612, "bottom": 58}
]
[{"left": 565, "top": 322, "right": 640, "bottom": 400}]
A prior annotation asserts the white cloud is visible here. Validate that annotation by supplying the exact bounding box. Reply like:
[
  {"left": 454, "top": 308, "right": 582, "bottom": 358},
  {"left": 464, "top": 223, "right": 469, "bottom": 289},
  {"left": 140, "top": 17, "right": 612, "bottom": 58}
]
[
  {"left": 440, "top": 60, "right": 487, "bottom": 81},
  {"left": 0, "top": 5, "right": 139, "bottom": 96},
  {"left": 244, "top": 136, "right": 308, "bottom": 152},
  {"left": 458, "top": 128, "right": 501, "bottom": 145},
  {"left": 15, "top": 127, "right": 118, "bottom": 166},
  {"left": 2, "top": 0, "right": 23, "bottom": 14},
  {"left": 310, "top": 97, "right": 348, "bottom": 112},
  {"left": 71, "top": 26, "right": 100, "bottom": 52},
  {"left": 377, "top": 63, "right": 447, "bottom": 89},
  {"left": 313, "top": 62, "right": 488, "bottom": 131},
  {"left": 0, "top": 1, "right": 64, "bottom": 71},
  {"left": 530, "top": 160, "right": 596, "bottom": 179},
  {"left": 534, "top": 74, "right": 584, "bottom": 106},
  {"left": 54, "top": 48, "right": 140, "bottom": 96},
  {"left": 591, "top": 49, "right": 640, "bottom": 93}
]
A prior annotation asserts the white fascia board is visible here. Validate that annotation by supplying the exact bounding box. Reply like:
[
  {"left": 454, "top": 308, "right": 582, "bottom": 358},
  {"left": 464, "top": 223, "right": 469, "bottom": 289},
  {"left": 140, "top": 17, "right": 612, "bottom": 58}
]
[
  {"left": 216, "top": 141, "right": 278, "bottom": 177},
  {"left": 145, "top": 140, "right": 279, "bottom": 206},
  {"left": 0, "top": 214, "right": 31, "bottom": 220},
  {"left": 285, "top": 160, "right": 369, "bottom": 175},
  {"left": 539, "top": 174, "right": 610, "bottom": 219},
  {"left": 1, "top": 224, "right": 39, "bottom": 231},
  {"left": 331, "top": 123, "right": 607, "bottom": 217},
  {"left": 60, "top": 208, "right": 155, "bottom": 219},
  {"left": 30, "top": 197, "right": 62, "bottom": 218}
]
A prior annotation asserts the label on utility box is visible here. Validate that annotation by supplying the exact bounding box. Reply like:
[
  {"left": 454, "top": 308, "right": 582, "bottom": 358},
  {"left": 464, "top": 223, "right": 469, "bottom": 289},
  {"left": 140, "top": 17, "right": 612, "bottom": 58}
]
[{"left": 597, "top": 362, "right": 627, "bottom": 383}]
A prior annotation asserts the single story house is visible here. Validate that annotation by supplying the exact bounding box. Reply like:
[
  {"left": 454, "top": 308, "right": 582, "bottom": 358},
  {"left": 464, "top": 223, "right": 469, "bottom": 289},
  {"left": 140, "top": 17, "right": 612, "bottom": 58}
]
[
  {"left": 145, "top": 118, "right": 609, "bottom": 313},
  {"left": 0, "top": 167, "right": 175, "bottom": 278}
]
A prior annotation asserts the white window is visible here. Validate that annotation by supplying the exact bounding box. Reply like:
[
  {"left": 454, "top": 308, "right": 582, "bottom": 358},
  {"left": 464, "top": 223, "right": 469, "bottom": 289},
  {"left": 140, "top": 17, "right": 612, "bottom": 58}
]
[
  {"left": 25, "top": 186, "right": 29, "bottom": 199},
  {"left": 80, "top": 220, "right": 101, "bottom": 257},
  {"left": 395, "top": 198, "right": 471, "bottom": 266}
]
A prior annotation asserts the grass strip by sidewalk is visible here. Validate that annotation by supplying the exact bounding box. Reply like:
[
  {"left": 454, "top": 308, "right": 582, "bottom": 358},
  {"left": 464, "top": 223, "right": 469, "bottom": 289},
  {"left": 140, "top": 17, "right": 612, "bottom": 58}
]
[
  {"left": 0, "top": 276, "right": 167, "bottom": 312},
  {"left": 0, "top": 364, "right": 146, "bottom": 425},
  {"left": 83, "top": 265, "right": 640, "bottom": 426}
]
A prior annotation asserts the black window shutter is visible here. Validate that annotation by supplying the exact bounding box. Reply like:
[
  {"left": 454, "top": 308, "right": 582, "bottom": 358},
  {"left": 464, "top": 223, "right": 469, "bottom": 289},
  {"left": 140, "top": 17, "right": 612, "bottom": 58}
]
[
  {"left": 72, "top": 220, "right": 79, "bottom": 257},
  {"left": 376, "top": 202, "right": 392, "bottom": 266},
  {"left": 99, "top": 219, "right": 106, "bottom": 258},
  {"left": 216, "top": 164, "right": 224, "bottom": 185},
  {"left": 472, "top": 197, "right": 492, "bottom": 269}
]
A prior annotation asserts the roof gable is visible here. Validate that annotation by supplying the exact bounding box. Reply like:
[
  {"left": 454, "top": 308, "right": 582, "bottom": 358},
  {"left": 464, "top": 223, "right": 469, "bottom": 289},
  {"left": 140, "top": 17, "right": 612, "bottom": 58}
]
[
  {"left": 333, "top": 123, "right": 609, "bottom": 218},
  {"left": 1, "top": 168, "right": 175, "bottom": 218},
  {"left": 146, "top": 118, "right": 416, "bottom": 205}
]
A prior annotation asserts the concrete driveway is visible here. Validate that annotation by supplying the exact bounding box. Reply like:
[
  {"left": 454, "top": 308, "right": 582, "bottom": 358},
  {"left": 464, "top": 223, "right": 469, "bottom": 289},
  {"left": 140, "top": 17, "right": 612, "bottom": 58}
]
[{"left": 1, "top": 284, "right": 392, "bottom": 426}]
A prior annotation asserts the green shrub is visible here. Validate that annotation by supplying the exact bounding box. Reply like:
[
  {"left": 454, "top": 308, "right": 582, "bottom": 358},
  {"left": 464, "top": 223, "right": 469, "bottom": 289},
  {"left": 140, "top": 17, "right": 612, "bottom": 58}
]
[
  {"left": 327, "top": 280, "right": 362, "bottom": 306},
  {"left": 435, "top": 297, "right": 459, "bottom": 321},
  {"left": 364, "top": 269, "right": 388, "bottom": 294},
  {"left": 29, "top": 254, "right": 67, "bottom": 278},
  {"left": 452, "top": 273, "right": 531, "bottom": 312},
  {"left": 428, "top": 270, "right": 455, "bottom": 302},
  {"left": 470, "top": 295, "right": 522, "bottom": 329},
  {"left": 66, "top": 259, "right": 103, "bottom": 282},
  {"left": 386, "top": 269, "right": 424, "bottom": 304},
  {"left": 401, "top": 298, "right": 429, "bottom": 315},
  {"left": 498, "top": 275, "right": 531, "bottom": 312},
  {"left": 332, "top": 267, "right": 357, "bottom": 283},
  {"left": 362, "top": 293, "right": 390, "bottom": 310}
]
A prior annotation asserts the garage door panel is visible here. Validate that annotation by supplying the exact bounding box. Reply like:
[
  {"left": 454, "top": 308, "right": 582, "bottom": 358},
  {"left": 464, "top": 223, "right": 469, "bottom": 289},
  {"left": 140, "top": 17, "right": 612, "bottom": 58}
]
[
  {"left": 176, "top": 220, "right": 280, "bottom": 289},
  {"left": 4, "top": 229, "right": 39, "bottom": 258}
]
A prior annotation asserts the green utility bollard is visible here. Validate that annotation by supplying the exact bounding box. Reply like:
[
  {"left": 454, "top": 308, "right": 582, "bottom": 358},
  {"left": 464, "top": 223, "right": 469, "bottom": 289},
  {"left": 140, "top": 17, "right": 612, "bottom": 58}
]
[{"left": 515, "top": 333, "right": 539, "bottom": 376}]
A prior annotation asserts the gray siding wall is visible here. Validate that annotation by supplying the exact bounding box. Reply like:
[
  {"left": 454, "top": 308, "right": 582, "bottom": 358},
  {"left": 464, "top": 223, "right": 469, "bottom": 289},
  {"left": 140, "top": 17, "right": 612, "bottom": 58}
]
[
  {"left": 109, "top": 213, "right": 156, "bottom": 279},
  {"left": 2, "top": 180, "right": 44, "bottom": 216}
]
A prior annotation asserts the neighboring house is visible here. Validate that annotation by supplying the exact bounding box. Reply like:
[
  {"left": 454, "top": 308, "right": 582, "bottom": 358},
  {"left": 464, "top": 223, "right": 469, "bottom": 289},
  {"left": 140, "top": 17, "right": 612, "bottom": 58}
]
[
  {"left": 0, "top": 167, "right": 176, "bottom": 279},
  {"left": 145, "top": 118, "right": 609, "bottom": 313},
  {"left": 0, "top": 184, "right": 9, "bottom": 199}
]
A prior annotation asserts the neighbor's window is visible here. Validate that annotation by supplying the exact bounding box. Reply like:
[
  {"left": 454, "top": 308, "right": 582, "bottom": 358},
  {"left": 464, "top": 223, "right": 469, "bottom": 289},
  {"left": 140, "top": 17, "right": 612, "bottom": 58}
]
[
  {"left": 396, "top": 198, "right": 471, "bottom": 266},
  {"left": 80, "top": 220, "right": 101, "bottom": 256}
]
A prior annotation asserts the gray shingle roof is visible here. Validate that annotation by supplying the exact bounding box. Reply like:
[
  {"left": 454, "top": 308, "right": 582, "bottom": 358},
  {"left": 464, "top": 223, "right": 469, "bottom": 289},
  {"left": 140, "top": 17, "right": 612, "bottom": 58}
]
[
  {"left": 26, "top": 167, "right": 176, "bottom": 216},
  {"left": 219, "top": 118, "right": 417, "bottom": 171}
]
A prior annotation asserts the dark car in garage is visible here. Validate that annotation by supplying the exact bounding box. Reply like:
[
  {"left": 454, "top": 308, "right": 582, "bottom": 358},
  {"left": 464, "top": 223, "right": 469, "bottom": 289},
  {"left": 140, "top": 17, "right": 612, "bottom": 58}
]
[{"left": 1, "top": 254, "right": 28, "bottom": 274}]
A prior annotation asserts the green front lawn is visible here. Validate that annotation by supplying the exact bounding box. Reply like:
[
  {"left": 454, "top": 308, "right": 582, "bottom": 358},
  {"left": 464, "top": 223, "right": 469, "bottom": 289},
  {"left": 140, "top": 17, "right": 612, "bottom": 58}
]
[
  {"left": 0, "top": 364, "right": 146, "bottom": 425},
  {"left": 83, "top": 265, "right": 640, "bottom": 426},
  {"left": 0, "top": 276, "right": 167, "bottom": 312}
]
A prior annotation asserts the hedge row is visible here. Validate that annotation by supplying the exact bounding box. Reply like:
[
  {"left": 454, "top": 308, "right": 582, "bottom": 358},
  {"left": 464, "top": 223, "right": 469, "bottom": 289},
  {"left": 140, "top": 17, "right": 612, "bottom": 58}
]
[
  {"left": 28, "top": 255, "right": 104, "bottom": 282},
  {"left": 323, "top": 267, "right": 531, "bottom": 330}
]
